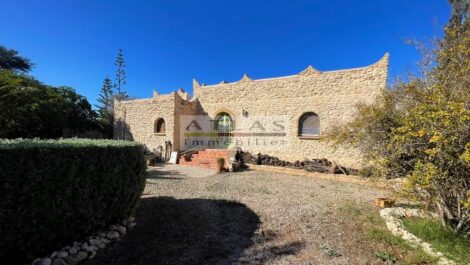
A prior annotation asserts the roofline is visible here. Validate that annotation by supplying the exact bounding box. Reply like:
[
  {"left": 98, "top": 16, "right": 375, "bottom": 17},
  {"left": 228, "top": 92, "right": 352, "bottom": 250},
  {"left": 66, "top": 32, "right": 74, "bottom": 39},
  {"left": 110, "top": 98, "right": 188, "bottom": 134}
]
[{"left": 200, "top": 52, "right": 389, "bottom": 88}]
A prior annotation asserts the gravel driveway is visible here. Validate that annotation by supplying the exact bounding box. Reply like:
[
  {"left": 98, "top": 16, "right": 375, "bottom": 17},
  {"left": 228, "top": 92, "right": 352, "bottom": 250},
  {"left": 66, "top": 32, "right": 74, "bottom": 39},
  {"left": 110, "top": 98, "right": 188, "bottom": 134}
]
[{"left": 84, "top": 166, "right": 389, "bottom": 265}]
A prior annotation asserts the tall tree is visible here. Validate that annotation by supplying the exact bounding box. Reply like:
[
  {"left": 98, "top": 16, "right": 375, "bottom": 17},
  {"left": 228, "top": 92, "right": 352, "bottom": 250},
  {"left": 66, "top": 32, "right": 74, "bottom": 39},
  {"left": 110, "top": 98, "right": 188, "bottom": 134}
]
[
  {"left": 435, "top": 0, "right": 469, "bottom": 98},
  {"left": 0, "top": 72, "right": 98, "bottom": 138},
  {"left": 0, "top": 45, "right": 32, "bottom": 72},
  {"left": 96, "top": 76, "right": 114, "bottom": 138},
  {"left": 97, "top": 75, "right": 113, "bottom": 115},
  {"left": 58, "top": 86, "right": 98, "bottom": 135},
  {"left": 0, "top": 45, "right": 98, "bottom": 138},
  {"left": 114, "top": 48, "right": 128, "bottom": 100}
]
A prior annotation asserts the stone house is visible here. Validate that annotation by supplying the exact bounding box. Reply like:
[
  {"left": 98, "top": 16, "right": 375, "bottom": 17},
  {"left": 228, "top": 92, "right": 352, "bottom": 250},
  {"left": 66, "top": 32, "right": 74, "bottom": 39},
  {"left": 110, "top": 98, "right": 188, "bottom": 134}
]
[{"left": 114, "top": 53, "right": 389, "bottom": 167}]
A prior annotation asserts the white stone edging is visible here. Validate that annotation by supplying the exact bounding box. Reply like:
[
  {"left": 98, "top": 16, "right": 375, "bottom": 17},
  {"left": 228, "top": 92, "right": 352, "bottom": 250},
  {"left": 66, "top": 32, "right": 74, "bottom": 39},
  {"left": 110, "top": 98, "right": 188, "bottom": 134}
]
[
  {"left": 379, "top": 207, "right": 455, "bottom": 265},
  {"left": 30, "top": 217, "right": 136, "bottom": 265}
]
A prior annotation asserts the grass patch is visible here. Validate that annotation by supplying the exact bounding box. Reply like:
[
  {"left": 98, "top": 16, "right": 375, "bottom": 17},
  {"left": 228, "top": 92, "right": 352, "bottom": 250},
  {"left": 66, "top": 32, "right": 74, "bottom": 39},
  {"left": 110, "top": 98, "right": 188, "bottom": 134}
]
[
  {"left": 320, "top": 243, "right": 342, "bottom": 258},
  {"left": 375, "top": 250, "right": 397, "bottom": 263},
  {"left": 403, "top": 217, "right": 470, "bottom": 265},
  {"left": 338, "top": 203, "right": 438, "bottom": 265},
  {"left": 366, "top": 227, "right": 410, "bottom": 247}
]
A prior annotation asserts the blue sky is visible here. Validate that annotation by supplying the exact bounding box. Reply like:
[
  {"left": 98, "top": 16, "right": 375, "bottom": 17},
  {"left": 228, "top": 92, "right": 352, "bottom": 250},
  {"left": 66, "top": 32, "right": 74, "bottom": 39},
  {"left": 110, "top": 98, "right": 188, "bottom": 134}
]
[{"left": 1, "top": 0, "right": 450, "bottom": 107}]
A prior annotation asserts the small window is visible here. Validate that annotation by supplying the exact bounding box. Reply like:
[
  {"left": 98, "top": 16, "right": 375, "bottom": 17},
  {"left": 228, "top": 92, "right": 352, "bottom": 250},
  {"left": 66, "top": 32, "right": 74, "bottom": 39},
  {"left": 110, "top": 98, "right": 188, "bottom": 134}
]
[
  {"left": 154, "top": 118, "right": 165, "bottom": 134},
  {"left": 298, "top": 112, "right": 320, "bottom": 137}
]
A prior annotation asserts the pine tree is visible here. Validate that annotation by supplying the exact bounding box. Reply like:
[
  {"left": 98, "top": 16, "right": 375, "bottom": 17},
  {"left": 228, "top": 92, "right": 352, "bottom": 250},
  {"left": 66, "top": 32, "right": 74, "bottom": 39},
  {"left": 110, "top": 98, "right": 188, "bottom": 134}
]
[
  {"left": 114, "top": 48, "right": 128, "bottom": 100},
  {"left": 96, "top": 75, "right": 114, "bottom": 138},
  {"left": 0, "top": 45, "right": 32, "bottom": 72},
  {"left": 97, "top": 75, "right": 113, "bottom": 116}
]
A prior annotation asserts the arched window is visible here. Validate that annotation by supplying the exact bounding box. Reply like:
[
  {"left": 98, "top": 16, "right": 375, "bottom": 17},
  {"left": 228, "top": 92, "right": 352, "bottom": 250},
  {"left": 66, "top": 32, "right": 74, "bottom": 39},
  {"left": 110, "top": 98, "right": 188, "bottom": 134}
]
[
  {"left": 298, "top": 112, "right": 320, "bottom": 137},
  {"left": 214, "top": 112, "right": 233, "bottom": 133},
  {"left": 154, "top": 118, "right": 165, "bottom": 134}
]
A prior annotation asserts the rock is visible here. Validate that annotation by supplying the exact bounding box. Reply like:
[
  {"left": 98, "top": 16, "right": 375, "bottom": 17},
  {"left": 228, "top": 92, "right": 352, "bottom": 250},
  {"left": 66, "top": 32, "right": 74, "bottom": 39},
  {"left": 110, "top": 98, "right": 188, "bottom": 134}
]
[
  {"left": 106, "top": 231, "right": 120, "bottom": 239},
  {"left": 64, "top": 251, "right": 87, "bottom": 265},
  {"left": 88, "top": 251, "right": 97, "bottom": 259},
  {"left": 51, "top": 258, "right": 65, "bottom": 265},
  {"left": 121, "top": 219, "right": 128, "bottom": 226},
  {"left": 98, "top": 232, "right": 106, "bottom": 238},
  {"left": 128, "top": 216, "right": 135, "bottom": 223},
  {"left": 101, "top": 238, "right": 111, "bottom": 244},
  {"left": 50, "top": 251, "right": 58, "bottom": 259},
  {"left": 57, "top": 251, "right": 68, "bottom": 258},
  {"left": 98, "top": 243, "right": 106, "bottom": 249},
  {"left": 244, "top": 151, "right": 358, "bottom": 175},
  {"left": 64, "top": 256, "right": 79, "bottom": 265},
  {"left": 380, "top": 207, "right": 456, "bottom": 265},
  {"left": 68, "top": 246, "right": 78, "bottom": 255},
  {"left": 116, "top": 225, "right": 127, "bottom": 235},
  {"left": 127, "top": 222, "right": 136, "bottom": 230},
  {"left": 80, "top": 242, "right": 88, "bottom": 250},
  {"left": 89, "top": 238, "right": 101, "bottom": 246},
  {"left": 40, "top": 258, "right": 52, "bottom": 265},
  {"left": 76, "top": 251, "right": 88, "bottom": 261},
  {"left": 108, "top": 224, "right": 118, "bottom": 231},
  {"left": 85, "top": 246, "right": 99, "bottom": 252}
]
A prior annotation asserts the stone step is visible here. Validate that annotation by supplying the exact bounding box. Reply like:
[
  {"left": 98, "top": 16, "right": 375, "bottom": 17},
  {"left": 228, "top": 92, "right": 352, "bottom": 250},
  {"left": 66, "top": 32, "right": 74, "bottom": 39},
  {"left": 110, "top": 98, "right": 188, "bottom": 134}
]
[{"left": 178, "top": 149, "right": 230, "bottom": 169}]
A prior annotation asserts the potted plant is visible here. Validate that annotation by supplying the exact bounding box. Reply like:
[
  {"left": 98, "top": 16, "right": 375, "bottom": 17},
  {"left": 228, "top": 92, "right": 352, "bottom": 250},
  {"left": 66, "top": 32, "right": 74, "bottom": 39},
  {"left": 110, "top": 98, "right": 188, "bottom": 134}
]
[{"left": 216, "top": 158, "right": 225, "bottom": 174}]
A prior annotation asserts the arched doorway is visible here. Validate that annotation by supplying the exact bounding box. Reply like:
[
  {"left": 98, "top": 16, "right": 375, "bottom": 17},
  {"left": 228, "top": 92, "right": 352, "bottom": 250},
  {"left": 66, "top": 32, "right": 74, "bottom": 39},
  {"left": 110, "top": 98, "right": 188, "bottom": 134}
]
[{"left": 214, "top": 112, "right": 233, "bottom": 135}]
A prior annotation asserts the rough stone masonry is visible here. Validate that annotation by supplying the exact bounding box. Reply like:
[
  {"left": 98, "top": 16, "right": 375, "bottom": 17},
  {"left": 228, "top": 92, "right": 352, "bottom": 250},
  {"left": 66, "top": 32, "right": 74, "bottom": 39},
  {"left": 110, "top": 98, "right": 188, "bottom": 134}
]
[{"left": 114, "top": 53, "right": 389, "bottom": 167}]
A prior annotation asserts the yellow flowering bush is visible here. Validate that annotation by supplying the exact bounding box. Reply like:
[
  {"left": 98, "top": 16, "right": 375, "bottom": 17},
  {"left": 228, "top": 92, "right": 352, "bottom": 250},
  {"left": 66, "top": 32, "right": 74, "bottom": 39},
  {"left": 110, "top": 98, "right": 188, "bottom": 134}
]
[{"left": 327, "top": 1, "right": 470, "bottom": 234}]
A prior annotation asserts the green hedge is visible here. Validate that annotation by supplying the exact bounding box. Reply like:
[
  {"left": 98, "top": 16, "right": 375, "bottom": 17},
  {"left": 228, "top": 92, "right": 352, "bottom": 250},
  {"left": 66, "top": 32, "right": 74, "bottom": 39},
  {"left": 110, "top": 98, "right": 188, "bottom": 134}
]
[{"left": 0, "top": 139, "right": 147, "bottom": 263}]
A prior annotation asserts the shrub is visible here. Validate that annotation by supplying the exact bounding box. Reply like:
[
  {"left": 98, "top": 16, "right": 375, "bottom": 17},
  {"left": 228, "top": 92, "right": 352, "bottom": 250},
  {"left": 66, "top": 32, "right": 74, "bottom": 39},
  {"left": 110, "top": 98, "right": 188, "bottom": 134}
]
[
  {"left": 216, "top": 157, "right": 225, "bottom": 166},
  {"left": 0, "top": 138, "right": 147, "bottom": 263},
  {"left": 216, "top": 158, "right": 225, "bottom": 174},
  {"left": 0, "top": 69, "right": 99, "bottom": 139}
]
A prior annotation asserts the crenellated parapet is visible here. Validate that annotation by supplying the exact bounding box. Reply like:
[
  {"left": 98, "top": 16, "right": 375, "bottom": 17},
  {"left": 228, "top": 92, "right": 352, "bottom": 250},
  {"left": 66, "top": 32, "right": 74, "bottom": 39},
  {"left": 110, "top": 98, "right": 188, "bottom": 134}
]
[
  {"left": 192, "top": 53, "right": 389, "bottom": 100},
  {"left": 193, "top": 53, "right": 389, "bottom": 89},
  {"left": 238, "top": 74, "right": 252, "bottom": 83},
  {"left": 192, "top": 78, "right": 200, "bottom": 90},
  {"left": 298, "top": 65, "right": 321, "bottom": 76},
  {"left": 176, "top": 88, "right": 190, "bottom": 100}
]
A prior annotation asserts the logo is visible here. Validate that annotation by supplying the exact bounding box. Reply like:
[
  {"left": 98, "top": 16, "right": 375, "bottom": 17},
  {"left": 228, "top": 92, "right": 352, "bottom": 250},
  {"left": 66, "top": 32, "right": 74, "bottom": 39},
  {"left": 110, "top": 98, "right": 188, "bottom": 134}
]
[{"left": 180, "top": 114, "right": 290, "bottom": 151}]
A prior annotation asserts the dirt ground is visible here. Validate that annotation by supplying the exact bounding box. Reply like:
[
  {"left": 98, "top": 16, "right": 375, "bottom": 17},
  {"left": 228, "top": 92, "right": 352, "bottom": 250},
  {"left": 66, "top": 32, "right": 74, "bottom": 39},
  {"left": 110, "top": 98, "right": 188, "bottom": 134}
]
[{"left": 83, "top": 166, "right": 394, "bottom": 265}]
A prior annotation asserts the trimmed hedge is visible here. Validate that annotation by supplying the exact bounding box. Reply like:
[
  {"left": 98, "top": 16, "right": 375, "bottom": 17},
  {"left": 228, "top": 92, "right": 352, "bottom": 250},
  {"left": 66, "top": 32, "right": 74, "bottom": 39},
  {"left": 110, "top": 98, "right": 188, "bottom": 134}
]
[{"left": 0, "top": 139, "right": 147, "bottom": 263}]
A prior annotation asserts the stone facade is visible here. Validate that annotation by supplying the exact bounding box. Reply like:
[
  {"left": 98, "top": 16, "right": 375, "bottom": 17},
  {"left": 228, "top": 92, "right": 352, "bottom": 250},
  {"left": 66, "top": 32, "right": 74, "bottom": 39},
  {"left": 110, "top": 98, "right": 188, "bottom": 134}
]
[{"left": 114, "top": 53, "right": 389, "bottom": 167}]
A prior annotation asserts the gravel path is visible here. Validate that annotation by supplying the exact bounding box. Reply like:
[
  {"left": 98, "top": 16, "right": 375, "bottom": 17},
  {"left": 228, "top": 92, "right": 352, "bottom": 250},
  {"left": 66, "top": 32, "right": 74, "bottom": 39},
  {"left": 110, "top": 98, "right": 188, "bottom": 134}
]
[{"left": 84, "top": 167, "right": 389, "bottom": 265}]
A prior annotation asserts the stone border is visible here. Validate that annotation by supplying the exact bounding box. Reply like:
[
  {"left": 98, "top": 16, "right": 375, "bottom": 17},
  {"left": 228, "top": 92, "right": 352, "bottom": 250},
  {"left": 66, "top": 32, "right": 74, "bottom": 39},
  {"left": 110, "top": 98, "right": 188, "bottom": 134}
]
[
  {"left": 247, "top": 164, "right": 389, "bottom": 189},
  {"left": 379, "top": 207, "right": 455, "bottom": 265},
  {"left": 30, "top": 217, "right": 136, "bottom": 265}
]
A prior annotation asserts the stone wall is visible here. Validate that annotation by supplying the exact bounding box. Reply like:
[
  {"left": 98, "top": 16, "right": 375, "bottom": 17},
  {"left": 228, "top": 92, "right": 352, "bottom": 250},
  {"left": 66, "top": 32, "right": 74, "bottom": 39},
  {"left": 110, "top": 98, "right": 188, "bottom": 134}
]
[
  {"left": 173, "top": 93, "right": 205, "bottom": 150},
  {"left": 114, "top": 53, "right": 389, "bottom": 167},
  {"left": 192, "top": 53, "right": 389, "bottom": 167},
  {"left": 113, "top": 94, "right": 176, "bottom": 153}
]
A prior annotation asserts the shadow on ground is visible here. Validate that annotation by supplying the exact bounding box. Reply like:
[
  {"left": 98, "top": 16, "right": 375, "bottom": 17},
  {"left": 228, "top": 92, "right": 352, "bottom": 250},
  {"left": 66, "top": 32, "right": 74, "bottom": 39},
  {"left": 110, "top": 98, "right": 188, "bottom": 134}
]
[
  {"left": 81, "top": 197, "right": 260, "bottom": 265},
  {"left": 147, "top": 169, "right": 185, "bottom": 179}
]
